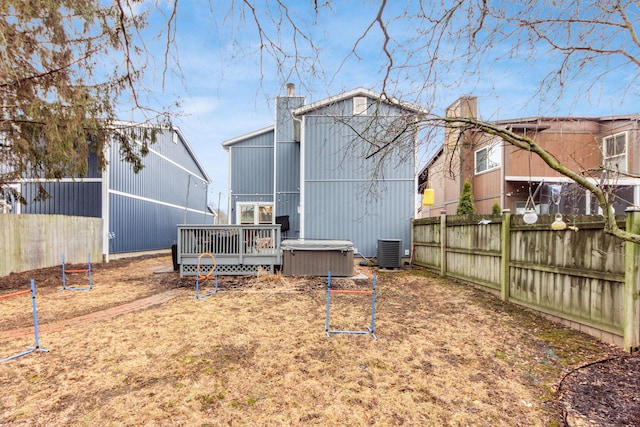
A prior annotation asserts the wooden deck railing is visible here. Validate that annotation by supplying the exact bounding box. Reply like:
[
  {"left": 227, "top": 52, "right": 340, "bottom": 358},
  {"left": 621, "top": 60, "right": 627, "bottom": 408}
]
[{"left": 177, "top": 224, "right": 282, "bottom": 276}]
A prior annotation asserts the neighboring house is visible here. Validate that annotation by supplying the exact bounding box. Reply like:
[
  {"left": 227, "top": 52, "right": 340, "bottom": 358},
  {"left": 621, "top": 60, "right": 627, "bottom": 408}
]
[
  {"left": 3, "top": 122, "right": 213, "bottom": 259},
  {"left": 419, "top": 96, "right": 640, "bottom": 217},
  {"left": 223, "top": 84, "right": 425, "bottom": 258}
]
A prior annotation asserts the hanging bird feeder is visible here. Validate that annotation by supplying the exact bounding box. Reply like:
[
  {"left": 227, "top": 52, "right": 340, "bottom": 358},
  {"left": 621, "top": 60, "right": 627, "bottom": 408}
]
[
  {"left": 522, "top": 144, "right": 538, "bottom": 225},
  {"left": 551, "top": 213, "right": 567, "bottom": 230},
  {"left": 522, "top": 194, "right": 538, "bottom": 225}
]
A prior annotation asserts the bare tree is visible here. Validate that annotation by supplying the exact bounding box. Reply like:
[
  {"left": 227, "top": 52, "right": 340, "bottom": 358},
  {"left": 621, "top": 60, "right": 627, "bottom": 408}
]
[
  {"left": 318, "top": 0, "right": 640, "bottom": 243},
  {"left": 227, "top": 0, "right": 639, "bottom": 243},
  {"left": 334, "top": 0, "right": 639, "bottom": 105}
]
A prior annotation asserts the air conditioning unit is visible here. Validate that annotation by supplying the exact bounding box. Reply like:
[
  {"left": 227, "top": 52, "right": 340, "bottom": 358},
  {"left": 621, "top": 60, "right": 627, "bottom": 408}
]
[{"left": 377, "top": 239, "right": 402, "bottom": 269}]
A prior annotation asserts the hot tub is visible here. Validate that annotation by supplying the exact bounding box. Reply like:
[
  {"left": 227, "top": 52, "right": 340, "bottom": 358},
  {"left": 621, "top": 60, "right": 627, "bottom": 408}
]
[{"left": 281, "top": 239, "right": 354, "bottom": 277}]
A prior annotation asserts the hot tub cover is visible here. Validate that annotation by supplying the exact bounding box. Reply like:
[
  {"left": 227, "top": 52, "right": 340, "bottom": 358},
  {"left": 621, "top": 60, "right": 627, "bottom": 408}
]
[{"left": 281, "top": 239, "right": 354, "bottom": 251}]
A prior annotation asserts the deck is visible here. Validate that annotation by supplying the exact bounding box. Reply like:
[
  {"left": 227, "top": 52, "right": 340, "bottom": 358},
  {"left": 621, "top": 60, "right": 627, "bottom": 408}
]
[{"left": 177, "top": 224, "right": 282, "bottom": 276}]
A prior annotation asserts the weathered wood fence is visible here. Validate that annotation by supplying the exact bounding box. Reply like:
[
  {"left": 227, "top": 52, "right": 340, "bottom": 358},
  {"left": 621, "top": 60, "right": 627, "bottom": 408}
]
[
  {"left": 412, "top": 209, "right": 640, "bottom": 352},
  {"left": 0, "top": 214, "right": 103, "bottom": 277}
]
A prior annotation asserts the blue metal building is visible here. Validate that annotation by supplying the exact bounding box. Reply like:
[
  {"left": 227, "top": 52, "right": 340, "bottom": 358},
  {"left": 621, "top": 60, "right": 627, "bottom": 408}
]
[
  {"left": 11, "top": 122, "right": 212, "bottom": 259},
  {"left": 223, "top": 86, "right": 424, "bottom": 258}
]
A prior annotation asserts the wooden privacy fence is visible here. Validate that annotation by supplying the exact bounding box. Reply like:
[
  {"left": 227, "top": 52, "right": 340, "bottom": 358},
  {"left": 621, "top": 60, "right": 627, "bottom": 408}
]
[
  {"left": 412, "top": 209, "right": 640, "bottom": 352},
  {"left": 0, "top": 214, "right": 103, "bottom": 277}
]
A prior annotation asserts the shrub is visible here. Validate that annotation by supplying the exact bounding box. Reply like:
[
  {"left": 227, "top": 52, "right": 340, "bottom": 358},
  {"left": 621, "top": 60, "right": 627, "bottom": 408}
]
[
  {"left": 492, "top": 200, "right": 501, "bottom": 215},
  {"left": 457, "top": 178, "right": 476, "bottom": 215}
]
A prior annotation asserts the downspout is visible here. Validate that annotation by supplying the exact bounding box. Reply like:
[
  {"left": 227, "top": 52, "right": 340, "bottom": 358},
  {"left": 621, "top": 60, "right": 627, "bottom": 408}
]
[
  {"left": 413, "top": 128, "right": 419, "bottom": 219},
  {"left": 227, "top": 148, "right": 233, "bottom": 224},
  {"left": 299, "top": 114, "right": 306, "bottom": 239},
  {"left": 273, "top": 99, "right": 279, "bottom": 223},
  {"left": 501, "top": 138, "right": 506, "bottom": 211},
  {"left": 634, "top": 118, "right": 640, "bottom": 206},
  {"left": 292, "top": 113, "right": 303, "bottom": 237},
  {"left": 102, "top": 141, "right": 111, "bottom": 263}
]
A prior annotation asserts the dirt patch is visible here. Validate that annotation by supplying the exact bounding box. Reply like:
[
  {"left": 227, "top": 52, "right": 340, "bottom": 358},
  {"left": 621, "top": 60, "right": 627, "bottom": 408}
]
[
  {"left": 0, "top": 256, "right": 635, "bottom": 426},
  {"left": 559, "top": 355, "right": 640, "bottom": 426}
]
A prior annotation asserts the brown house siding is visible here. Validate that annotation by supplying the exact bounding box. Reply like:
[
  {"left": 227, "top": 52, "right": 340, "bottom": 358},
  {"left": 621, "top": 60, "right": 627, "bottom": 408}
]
[
  {"left": 504, "top": 120, "right": 601, "bottom": 180},
  {"left": 418, "top": 98, "right": 639, "bottom": 218},
  {"left": 472, "top": 169, "right": 502, "bottom": 213}
]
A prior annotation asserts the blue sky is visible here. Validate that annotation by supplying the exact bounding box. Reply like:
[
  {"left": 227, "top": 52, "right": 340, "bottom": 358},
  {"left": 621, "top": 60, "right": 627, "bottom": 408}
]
[{"left": 127, "top": 0, "right": 640, "bottom": 213}]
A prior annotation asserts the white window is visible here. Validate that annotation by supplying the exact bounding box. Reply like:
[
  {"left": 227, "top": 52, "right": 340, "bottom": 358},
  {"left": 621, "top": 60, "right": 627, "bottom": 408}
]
[
  {"left": 475, "top": 142, "right": 501, "bottom": 174},
  {"left": 603, "top": 132, "right": 627, "bottom": 174},
  {"left": 1, "top": 184, "right": 21, "bottom": 214},
  {"left": 236, "top": 202, "right": 273, "bottom": 225},
  {"left": 353, "top": 97, "right": 368, "bottom": 115}
]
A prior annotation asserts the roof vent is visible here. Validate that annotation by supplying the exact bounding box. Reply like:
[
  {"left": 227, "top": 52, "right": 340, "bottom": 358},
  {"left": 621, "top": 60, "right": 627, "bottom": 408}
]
[
  {"left": 377, "top": 239, "right": 402, "bottom": 269},
  {"left": 353, "top": 96, "right": 367, "bottom": 115},
  {"left": 286, "top": 83, "right": 295, "bottom": 96}
]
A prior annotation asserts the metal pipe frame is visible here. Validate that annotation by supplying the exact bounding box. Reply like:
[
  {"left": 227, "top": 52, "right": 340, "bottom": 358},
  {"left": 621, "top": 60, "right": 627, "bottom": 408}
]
[
  {"left": 1, "top": 279, "right": 49, "bottom": 363},
  {"left": 325, "top": 271, "right": 378, "bottom": 340},
  {"left": 61, "top": 253, "right": 93, "bottom": 291}
]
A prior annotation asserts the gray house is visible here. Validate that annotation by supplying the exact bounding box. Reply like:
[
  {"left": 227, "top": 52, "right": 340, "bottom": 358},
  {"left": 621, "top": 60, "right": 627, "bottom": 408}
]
[
  {"left": 223, "top": 85, "right": 424, "bottom": 258},
  {"left": 5, "top": 122, "right": 213, "bottom": 259}
]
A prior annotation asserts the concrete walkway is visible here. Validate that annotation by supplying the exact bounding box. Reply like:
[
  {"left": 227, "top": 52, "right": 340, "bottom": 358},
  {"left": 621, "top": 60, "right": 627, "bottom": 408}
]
[{"left": 0, "top": 288, "right": 185, "bottom": 343}]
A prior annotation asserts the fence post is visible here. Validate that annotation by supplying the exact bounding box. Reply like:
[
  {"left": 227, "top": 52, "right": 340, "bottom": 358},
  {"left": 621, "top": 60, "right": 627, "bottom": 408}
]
[
  {"left": 500, "top": 209, "right": 511, "bottom": 301},
  {"left": 624, "top": 207, "right": 640, "bottom": 353},
  {"left": 440, "top": 211, "right": 447, "bottom": 277}
]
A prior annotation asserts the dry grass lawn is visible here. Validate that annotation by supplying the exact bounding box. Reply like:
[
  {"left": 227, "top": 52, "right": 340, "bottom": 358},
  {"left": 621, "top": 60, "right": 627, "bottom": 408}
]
[{"left": 0, "top": 255, "right": 619, "bottom": 426}]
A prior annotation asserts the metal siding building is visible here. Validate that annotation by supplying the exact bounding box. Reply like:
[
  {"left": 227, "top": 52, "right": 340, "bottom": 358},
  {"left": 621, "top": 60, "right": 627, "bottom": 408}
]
[
  {"left": 21, "top": 181, "right": 102, "bottom": 217},
  {"left": 11, "top": 123, "right": 212, "bottom": 258},
  {"left": 300, "top": 102, "right": 416, "bottom": 257},
  {"left": 19, "top": 151, "right": 103, "bottom": 217},
  {"left": 224, "top": 86, "right": 423, "bottom": 259},
  {"left": 226, "top": 127, "right": 275, "bottom": 224},
  {"left": 275, "top": 96, "right": 304, "bottom": 239},
  {"left": 107, "top": 126, "right": 212, "bottom": 254}
]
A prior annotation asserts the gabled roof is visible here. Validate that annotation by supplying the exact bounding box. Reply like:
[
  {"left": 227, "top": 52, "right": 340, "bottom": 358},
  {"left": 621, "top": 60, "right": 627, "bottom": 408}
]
[
  {"left": 292, "top": 87, "right": 428, "bottom": 117},
  {"left": 174, "top": 126, "right": 212, "bottom": 184},
  {"left": 220, "top": 88, "right": 428, "bottom": 151},
  {"left": 112, "top": 120, "right": 211, "bottom": 183},
  {"left": 417, "top": 146, "right": 444, "bottom": 193},
  {"left": 221, "top": 125, "right": 275, "bottom": 150},
  {"left": 421, "top": 146, "right": 444, "bottom": 172}
]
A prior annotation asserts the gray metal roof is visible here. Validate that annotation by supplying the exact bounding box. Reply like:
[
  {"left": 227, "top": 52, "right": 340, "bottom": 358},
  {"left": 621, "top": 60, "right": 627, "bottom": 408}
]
[
  {"left": 112, "top": 120, "right": 211, "bottom": 183},
  {"left": 222, "top": 126, "right": 275, "bottom": 149}
]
